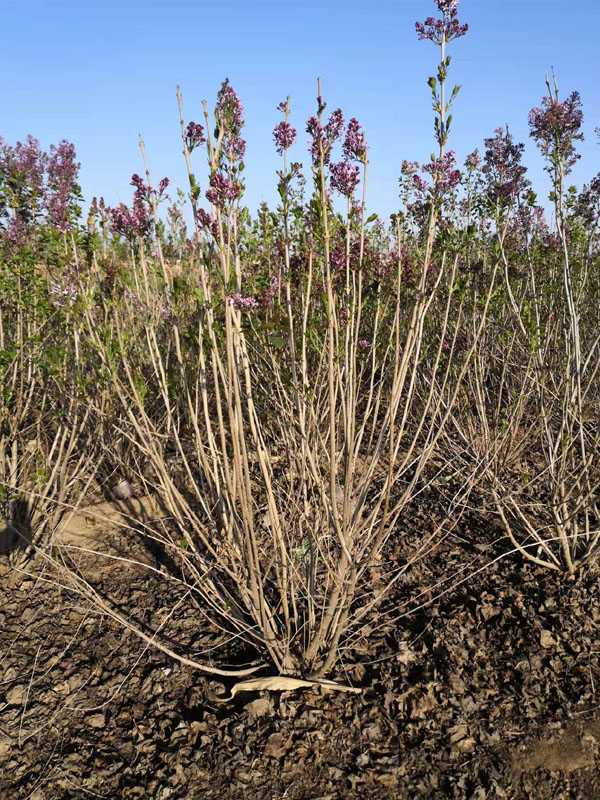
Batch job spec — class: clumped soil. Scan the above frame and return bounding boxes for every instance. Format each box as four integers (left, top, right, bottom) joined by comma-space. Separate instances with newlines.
1, 522, 600, 799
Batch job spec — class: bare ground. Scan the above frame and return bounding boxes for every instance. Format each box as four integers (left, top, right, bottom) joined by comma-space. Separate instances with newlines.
1, 503, 600, 799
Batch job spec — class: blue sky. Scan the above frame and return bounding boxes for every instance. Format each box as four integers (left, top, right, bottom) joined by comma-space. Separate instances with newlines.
1, 0, 598, 222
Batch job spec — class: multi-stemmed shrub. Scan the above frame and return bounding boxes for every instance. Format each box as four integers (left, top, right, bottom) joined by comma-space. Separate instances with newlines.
1, 0, 599, 681
461, 80, 600, 573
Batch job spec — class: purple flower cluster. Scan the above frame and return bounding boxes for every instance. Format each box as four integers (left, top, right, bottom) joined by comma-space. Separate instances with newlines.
195, 207, 219, 238
46, 140, 80, 232
228, 293, 259, 310
131, 173, 169, 201
205, 172, 241, 208
415, 0, 468, 43
515, 204, 548, 239
325, 109, 345, 142
109, 171, 169, 240
464, 149, 481, 171
258, 275, 279, 309
4, 135, 46, 200
216, 80, 244, 130
575, 173, 600, 225
0, 136, 82, 244
330, 247, 346, 276
482, 127, 529, 205
273, 120, 297, 155
215, 79, 246, 164
401, 160, 420, 177
330, 160, 360, 197
157, 177, 170, 197
185, 121, 206, 152
421, 151, 462, 195
110, 201, 151, 240
412, 174, 430, 195
343, 118, 368, 163
0, 135, 46, 243
358, 339, 370, 350
306, 108, 345, 165
528, 91, 584, 175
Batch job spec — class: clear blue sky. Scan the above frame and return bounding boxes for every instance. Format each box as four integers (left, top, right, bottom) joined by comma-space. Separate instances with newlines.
1, 0, 598, 221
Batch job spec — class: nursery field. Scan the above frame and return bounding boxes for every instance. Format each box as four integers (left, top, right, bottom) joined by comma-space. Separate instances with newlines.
1, 0, 600, 796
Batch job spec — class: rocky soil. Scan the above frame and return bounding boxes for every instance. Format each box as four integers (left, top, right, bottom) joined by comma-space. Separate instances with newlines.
1, 511, 599, 799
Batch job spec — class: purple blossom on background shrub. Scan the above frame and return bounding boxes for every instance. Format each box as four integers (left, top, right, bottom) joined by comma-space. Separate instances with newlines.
1, 135, 47, 201
185, 122, 206, 152
109, 171, 169, 239
157, 177, 170, 197
258, 275, 279, 309
343, 118, 368, 163
412, 174, 429, 196
130, 173, 169, 201
110, 174, 153, 239
3, 218, 24, 247
324, 109, 345, 144
528, 91, 584, 175
228, 293, 259, 310
437, 0, 459, 11
415, 0, 468, 43
195, 208, 213, 229
330, 160, 360, 197
46, 140, 80, 232
422, 151, 462, 195
401, 160, 420, 177
358, 339, 370, 349
575, 173, 600, 225
216, 80, 244, 132
306, 116, 327, 164
130, 173, 149, 193
464, 149, 481, 170
482, 127, 529, 205
306, 108, 345, 165
289, 162, 303, 179
0, 135, 47, 243
215, 79, 246, 164
330, 247, 346, 276
273, 121, 297, 155
514, 204, 548, 239
110, 201, 151, 239
195, 207, 220, 238
205, 173, 241, 208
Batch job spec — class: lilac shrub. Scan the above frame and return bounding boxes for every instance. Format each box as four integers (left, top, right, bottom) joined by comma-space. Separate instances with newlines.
481, 126, 530, 210
528, 89, 584, 176
0, 135, 80, 251
7, 0, 600, 682
46, 140, 81, 233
